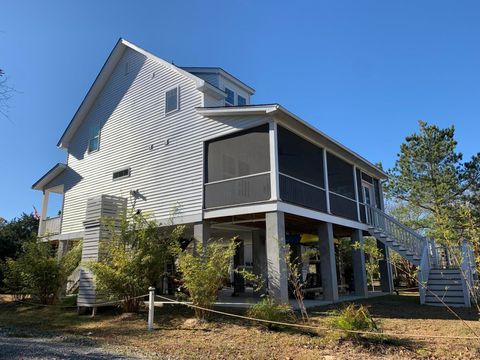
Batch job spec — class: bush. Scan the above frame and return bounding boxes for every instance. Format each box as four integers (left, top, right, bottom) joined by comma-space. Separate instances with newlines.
328, 304, 379, 339
247, 297, 296, 329
176, 239, 237, 319
85, 211, 184, 312
2, 241, 82, 304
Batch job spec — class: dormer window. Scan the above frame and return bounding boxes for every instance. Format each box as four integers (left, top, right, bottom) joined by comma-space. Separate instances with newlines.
88, 123, 100, 153
237, 95, 246, 106
225, 88, 234, 106
165, 86, 179, 114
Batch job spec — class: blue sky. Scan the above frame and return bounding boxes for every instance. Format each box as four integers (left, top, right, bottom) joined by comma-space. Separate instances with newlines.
1, 1, 480, 220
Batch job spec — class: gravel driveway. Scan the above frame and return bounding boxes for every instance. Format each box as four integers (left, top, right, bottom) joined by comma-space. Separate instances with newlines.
0, 328, 137, 360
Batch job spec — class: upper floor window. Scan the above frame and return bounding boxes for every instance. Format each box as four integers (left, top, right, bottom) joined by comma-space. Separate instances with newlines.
225, 88, 234, 106
165, 86, 179, 114
88, 123, 100, 153
237, 95, 246, 106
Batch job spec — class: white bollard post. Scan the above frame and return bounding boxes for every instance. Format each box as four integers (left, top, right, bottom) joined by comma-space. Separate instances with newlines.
148, 286, 155, 331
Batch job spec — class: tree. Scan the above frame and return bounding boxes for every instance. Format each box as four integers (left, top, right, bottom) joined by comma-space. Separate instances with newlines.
385, 120, 480, 246
0, 213, 39, 287
176, 239, 237, 319
0, 69, 14, 119
85, 211, 184, 312
2, 241, 82, 304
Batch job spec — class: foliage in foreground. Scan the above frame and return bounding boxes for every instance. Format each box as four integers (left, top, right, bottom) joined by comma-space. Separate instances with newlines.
328, 304, 379, 339
0, 213, 39, 287
176, 238, 237, 319
2, 241, 81, 304
247, 297, 296, 329
85, 211, 184, 312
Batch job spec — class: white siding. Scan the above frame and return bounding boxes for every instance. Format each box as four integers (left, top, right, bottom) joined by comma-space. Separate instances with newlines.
61, 48, 267, 234
219, 76, 251, 105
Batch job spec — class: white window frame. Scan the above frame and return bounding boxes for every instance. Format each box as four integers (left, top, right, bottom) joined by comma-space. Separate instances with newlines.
112, 167, 131, 181
165, 85, 180, 115
88, 123, 101, 153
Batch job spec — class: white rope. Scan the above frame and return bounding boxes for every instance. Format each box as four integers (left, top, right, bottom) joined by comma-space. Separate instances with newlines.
154, 294, 480, 341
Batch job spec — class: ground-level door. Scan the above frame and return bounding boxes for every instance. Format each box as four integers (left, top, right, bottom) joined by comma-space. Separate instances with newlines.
362, 181, 376, 222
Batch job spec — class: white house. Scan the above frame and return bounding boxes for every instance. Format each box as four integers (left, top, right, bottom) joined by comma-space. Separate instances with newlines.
32, 39, 476, 308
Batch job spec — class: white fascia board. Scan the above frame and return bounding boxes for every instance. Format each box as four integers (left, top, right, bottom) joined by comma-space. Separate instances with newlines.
32, 163, 67, 191
196, 105, 277, 117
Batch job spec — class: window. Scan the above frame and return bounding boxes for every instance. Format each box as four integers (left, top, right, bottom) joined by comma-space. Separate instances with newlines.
237, 95, 246, 106
225, 88, 234, 106
88, 123, 100, 153
113, 168, 130, 180
165, 86, 179, 114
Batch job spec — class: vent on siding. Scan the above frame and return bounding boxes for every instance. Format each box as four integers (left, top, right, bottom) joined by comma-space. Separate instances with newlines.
113, 168, 130, 181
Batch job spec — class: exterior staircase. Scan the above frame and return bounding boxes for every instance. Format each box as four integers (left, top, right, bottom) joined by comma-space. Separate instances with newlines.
66, 266, 81, 295
364, 205, 477, 308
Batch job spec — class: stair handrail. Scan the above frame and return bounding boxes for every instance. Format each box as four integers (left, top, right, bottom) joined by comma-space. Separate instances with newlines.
66, 265, 82, 294
365, 204, 429, 258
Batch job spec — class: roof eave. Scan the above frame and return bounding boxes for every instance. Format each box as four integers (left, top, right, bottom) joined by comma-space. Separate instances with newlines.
32, 163, 67, 191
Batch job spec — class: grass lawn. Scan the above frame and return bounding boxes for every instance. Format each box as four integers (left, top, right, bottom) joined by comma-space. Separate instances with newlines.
0, 292, 479, 359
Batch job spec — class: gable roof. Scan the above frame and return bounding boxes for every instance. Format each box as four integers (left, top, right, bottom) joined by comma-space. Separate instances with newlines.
57, 39, 225, 149
196, 104, 388, 179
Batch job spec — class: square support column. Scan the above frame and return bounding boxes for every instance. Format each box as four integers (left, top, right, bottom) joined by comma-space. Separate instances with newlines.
351, 229, 368, 297
38, 190, 50, 236
193, 221, 211, 253
377, 240, 394, 293
57, 240, 71, 261
318, 222, 339, 302
265, 211, 288, 303
252, 230, 267, 296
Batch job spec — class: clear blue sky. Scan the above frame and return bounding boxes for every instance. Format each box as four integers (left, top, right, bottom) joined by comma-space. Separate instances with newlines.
1, 1, 480, 220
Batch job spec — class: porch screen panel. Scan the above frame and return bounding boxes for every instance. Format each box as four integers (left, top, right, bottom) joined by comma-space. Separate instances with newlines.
327, 153, 357, 220
206, 124, 270, 183
277, 126, 324, 187
205, 124, 270, 208
374, 179, 382, 209
356, 169, 366, 223
277, 126, 327, 211
279, 175, 327, 212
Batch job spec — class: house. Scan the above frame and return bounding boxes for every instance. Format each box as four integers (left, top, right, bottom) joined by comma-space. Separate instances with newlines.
32, 39, 476, 308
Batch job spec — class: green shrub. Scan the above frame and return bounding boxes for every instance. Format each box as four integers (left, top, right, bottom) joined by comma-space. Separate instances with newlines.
176, 239, 237, 319
2, 241, 82, 304
85, 211, 184, 312
247, 297, 296, 329
328, 304, 379, 339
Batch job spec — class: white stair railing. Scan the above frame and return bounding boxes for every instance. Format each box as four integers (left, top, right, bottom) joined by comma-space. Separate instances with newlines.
66, 266, 82, 294
365, 204, 428, 259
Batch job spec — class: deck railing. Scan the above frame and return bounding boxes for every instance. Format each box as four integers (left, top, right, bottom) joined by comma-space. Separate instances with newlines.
40, 216, 61, 236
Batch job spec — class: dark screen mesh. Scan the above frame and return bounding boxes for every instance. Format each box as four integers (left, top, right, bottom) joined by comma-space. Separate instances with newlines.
204, 173, 271, 208
329, 193, 358, 221
327, 153, 355, 200
206, 124, 270, 182
361, 172, 373, 184
374, 179, 382, 209
279, 175, 327, 212
278, 126, 324, 188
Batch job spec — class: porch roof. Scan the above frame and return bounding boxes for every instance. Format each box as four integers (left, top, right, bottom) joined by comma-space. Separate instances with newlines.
196, 104, 388, 180
32, 163, 67, 191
